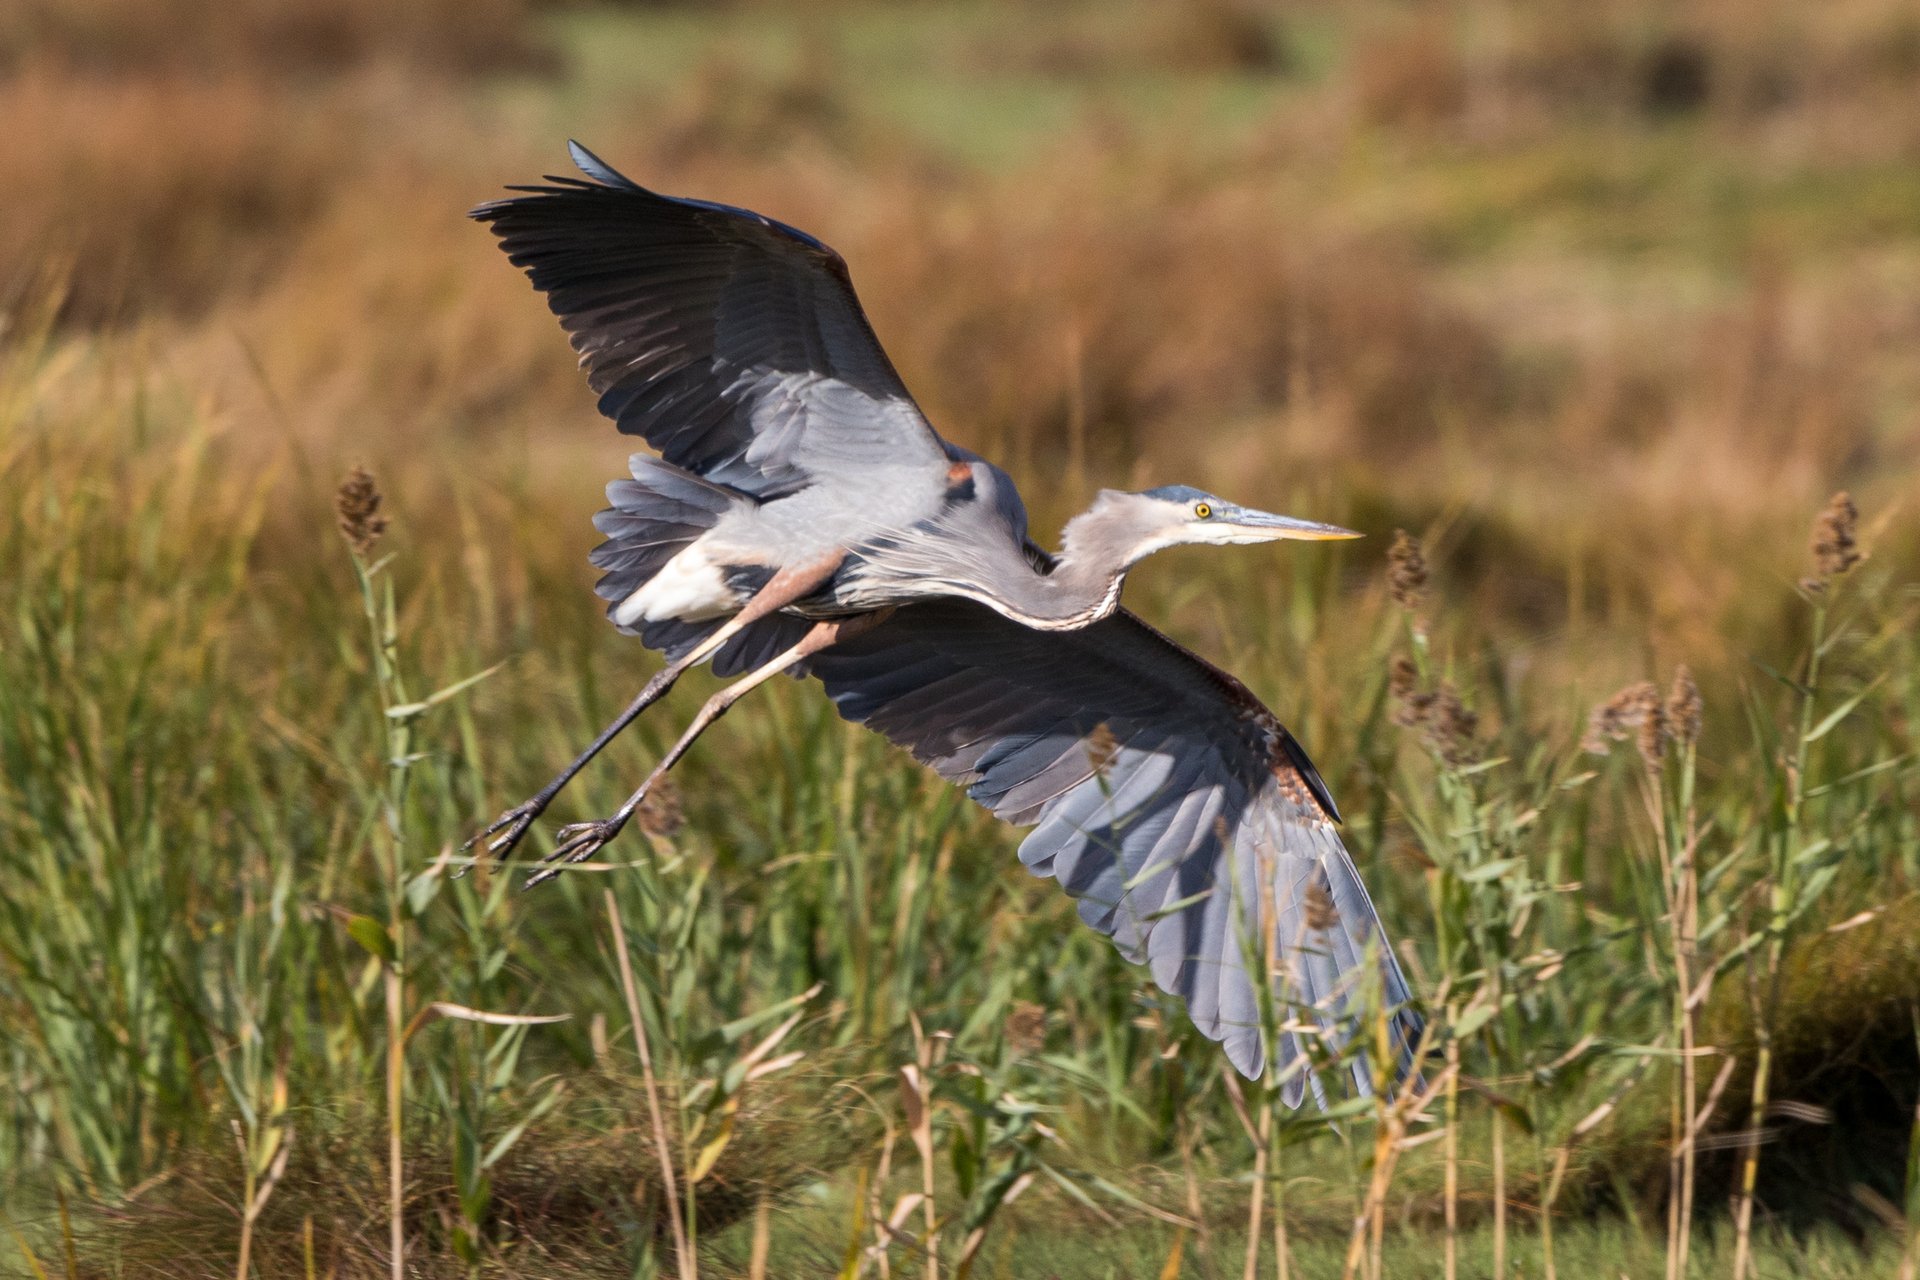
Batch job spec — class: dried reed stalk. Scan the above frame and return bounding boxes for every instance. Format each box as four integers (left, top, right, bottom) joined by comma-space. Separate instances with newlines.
606, 889, 694, 1280
1734, 495, 1863, 1278
1444, 1034, 1460, 1280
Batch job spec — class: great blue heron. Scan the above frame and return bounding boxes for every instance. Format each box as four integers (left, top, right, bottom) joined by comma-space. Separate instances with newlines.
470, 144, 1419, 1092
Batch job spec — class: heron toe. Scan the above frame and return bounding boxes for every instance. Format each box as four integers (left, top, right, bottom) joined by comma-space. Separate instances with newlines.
522, 816, 629, 889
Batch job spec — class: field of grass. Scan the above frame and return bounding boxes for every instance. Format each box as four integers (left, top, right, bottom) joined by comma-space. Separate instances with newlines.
2, 0, 1919, 1276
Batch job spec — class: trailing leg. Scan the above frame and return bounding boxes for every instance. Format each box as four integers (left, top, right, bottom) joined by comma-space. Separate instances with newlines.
469, 554, 844, 861
523, 613, 885, 888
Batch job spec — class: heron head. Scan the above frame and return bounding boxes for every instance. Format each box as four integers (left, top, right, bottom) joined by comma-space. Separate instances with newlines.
1122, 485, 1360, 554
1047, 485, 1360, 623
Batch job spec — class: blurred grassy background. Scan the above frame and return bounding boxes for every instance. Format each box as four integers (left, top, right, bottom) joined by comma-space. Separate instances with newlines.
1, 0, 1917, 1275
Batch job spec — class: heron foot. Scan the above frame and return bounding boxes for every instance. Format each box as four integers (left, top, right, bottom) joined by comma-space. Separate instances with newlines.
522, 815, 631, 890
463, 799, 548, 865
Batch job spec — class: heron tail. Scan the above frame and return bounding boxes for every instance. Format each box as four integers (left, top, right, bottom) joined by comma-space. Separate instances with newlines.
590, 456, 810, 675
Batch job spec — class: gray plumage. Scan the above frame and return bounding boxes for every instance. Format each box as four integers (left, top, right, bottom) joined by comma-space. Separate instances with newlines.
810, 599, 1418, 1093
470, 143, 1422, 1095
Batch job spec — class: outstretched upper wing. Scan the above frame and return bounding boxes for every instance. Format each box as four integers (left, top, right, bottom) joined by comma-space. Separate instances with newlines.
807, 600, 1421, 1097
472, 142, 950, 497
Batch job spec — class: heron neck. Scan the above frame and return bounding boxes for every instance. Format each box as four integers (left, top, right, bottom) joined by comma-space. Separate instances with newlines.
970, 500, 1161, 630
872, 493, 1142, 630
988, 548, 1130, 631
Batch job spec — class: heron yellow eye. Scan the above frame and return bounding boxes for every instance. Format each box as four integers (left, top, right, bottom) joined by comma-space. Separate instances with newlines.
1194, 502, 1212, 519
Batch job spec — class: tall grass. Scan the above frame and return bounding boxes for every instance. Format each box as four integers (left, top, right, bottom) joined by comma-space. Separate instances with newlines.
2, 310, 1912, 1272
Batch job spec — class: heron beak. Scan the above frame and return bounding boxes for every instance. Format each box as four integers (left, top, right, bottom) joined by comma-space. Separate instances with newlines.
1214, 506, 1362, 543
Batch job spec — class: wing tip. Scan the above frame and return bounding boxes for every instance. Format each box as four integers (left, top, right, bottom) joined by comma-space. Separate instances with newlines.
467, 142, 646, 222
567, 139, 643, 191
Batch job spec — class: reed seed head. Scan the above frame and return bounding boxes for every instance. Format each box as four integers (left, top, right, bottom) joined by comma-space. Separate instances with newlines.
1305, 877, 1340, 933
1636, 705, 1667, 767
1388, 655, 1428, 728
1803, 490, 1861, 591
1583, 680, 1667, 767
1085, 722, 1120, 777
637, 776, 684, 840
1388, 654, 1477, 765
1387, 529, 1428, 611
334, 465, 388, 556
1430, 686, 1480, 767
1666, 665, 1703, 748
1005, 1001, 1048, 1054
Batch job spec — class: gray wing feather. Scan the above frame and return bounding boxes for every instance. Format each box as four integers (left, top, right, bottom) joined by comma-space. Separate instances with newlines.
808, 600, 1421, 1097
473, 143, 949, 497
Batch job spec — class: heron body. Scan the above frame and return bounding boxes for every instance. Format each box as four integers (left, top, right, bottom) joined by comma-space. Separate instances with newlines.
471, 144, 1421, 1094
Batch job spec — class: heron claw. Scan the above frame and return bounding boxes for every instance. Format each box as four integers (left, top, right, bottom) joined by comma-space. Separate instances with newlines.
463, 800, 545, 866
522, 816, 629, 890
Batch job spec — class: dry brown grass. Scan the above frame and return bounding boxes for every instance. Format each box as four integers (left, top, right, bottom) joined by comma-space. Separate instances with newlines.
0, 0, 551, 78
27, 135, 1904, 684
648, 44, 863, 166
2, 0, 1914, 665
848, 169, 1502, 475
1349, 16, 1470, 130
1479, 0, 1920, 134
1007, 0, 1291, 79
0, 72, 364, 325
78, 1072, 864, 1279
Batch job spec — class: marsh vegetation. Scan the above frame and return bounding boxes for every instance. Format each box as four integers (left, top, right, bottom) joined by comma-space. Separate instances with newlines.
2, 0, 1917, 1274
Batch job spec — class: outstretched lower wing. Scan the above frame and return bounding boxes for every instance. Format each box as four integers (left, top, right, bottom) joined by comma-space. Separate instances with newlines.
807, 600, 1421, 1099
472, 142, 950, 498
